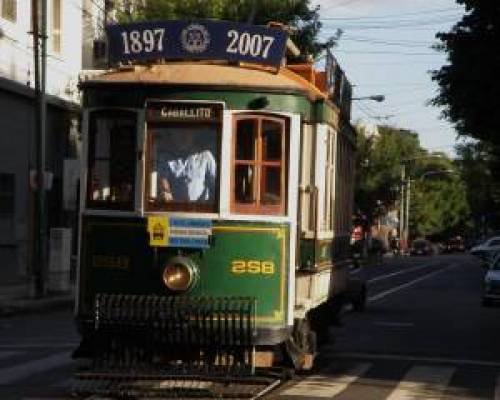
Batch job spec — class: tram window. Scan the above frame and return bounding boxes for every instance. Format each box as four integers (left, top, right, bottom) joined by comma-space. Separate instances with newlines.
146, 124, 218, 212
233, 116, 287, 215
87, 111, 136, 210
235, 165, 255, 203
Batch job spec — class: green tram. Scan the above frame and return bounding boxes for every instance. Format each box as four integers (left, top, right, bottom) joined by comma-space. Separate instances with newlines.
74, 20, 361, 378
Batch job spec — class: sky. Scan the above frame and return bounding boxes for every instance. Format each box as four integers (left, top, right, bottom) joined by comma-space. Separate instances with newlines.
312, 0, 465, 156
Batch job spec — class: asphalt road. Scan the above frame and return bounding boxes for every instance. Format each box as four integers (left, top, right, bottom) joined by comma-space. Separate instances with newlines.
273, 254, 500, 399
0, 253, 497, 399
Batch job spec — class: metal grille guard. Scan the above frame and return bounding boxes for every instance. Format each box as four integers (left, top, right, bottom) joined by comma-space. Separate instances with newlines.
88, 294, 257, 375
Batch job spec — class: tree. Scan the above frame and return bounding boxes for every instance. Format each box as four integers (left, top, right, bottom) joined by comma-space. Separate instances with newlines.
354, 124, 421, 223
431, 1, 500, 144
410, 161, 469, 239
455, 141, 499, 235
355, 124, 469, 239
114, 0, 338, 60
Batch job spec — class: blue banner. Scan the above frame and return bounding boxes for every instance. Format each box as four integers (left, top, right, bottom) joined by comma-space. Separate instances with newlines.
169, 217, 212, 229
106, 20, 288, 68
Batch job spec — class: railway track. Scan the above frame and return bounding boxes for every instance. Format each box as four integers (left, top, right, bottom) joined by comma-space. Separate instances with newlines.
72, 370, 286, 399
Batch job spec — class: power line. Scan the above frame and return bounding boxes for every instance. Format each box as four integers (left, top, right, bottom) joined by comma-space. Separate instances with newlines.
320, 0, 365, 14
333, 49, 437, 56
339, 37, 432, 48
342, 34, 435, 45
321, 11, 462, 23
321, 17, 460, 30
320, 6, 461, 20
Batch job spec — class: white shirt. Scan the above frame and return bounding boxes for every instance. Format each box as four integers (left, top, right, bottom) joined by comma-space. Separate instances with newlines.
158, 150, 216, 202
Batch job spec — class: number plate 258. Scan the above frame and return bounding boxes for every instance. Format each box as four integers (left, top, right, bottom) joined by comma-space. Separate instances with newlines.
231, 260, 275, 275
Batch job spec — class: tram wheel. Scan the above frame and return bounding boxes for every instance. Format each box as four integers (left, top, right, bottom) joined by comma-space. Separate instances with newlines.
284, 318, 317, 371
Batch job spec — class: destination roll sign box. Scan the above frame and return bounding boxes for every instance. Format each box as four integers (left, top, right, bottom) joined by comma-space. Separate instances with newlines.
106, 20, 288, 68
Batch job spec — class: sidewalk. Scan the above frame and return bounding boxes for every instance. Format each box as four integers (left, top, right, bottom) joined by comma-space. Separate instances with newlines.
0, 285, 74, 317
0, 246, 75, 317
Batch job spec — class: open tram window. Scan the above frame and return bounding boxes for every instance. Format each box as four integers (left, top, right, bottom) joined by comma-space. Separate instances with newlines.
146, 123, 219, 213
232, 115, 287, 215
86, 110, 136, 210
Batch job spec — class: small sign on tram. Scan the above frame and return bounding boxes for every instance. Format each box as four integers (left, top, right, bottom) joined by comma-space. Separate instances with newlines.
147, 216, 169, 247
147, 216, 212, 248
106, 20, 288, 68
146, 102, 223, 123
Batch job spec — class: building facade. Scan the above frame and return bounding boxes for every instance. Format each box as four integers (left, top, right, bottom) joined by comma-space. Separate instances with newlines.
0, 0, 94, 286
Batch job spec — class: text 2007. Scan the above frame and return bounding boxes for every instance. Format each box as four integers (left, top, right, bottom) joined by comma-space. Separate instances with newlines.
226, 30, 275, 59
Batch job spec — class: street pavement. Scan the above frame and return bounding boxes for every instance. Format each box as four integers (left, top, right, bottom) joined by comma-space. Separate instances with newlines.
0, 253, 498, 399
273, 254, 500, 399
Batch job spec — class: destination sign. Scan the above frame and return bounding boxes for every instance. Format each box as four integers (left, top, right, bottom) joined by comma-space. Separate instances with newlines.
106, 20, 288, 68
146, 102, 223, 123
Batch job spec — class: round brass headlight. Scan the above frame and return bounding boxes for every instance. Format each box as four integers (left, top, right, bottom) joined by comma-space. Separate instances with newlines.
162, 257, 198, 292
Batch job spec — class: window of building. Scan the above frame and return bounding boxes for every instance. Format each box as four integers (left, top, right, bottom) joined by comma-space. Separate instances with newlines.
51, 0, 61, 53
1, 0, 17, 22
0, 173, 15, 215
232, 115, 287, 215
146, 124, 219, 213
86, 110, 137, 210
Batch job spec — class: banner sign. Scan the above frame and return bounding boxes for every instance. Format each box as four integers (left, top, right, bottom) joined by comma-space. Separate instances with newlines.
106, 20, 288, 68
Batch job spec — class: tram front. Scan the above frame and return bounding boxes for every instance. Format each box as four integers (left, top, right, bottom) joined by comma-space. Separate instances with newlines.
74, 21, 306, 387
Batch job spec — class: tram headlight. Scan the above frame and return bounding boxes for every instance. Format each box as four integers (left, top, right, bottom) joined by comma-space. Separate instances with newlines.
162, 256, 198, 292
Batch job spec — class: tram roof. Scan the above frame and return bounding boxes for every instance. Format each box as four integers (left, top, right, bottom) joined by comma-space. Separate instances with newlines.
80, 62, 329, 102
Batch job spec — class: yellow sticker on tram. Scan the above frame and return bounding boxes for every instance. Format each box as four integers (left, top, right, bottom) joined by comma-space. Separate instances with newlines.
147, 216, 169, 247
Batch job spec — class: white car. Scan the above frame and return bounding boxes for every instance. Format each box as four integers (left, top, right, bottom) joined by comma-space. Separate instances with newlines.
483, 253, 500, 306
471, 236, 500, 259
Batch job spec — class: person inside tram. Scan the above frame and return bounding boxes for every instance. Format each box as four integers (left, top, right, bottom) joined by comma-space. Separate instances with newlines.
156, 127, 216, 203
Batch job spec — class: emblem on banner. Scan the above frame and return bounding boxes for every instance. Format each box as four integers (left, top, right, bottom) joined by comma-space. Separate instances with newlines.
181, 23, 211, 53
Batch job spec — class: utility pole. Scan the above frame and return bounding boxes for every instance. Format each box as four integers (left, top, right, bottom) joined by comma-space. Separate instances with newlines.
399, 164, 405, 253
31, 0, 47, 297
405, 178, 411, 248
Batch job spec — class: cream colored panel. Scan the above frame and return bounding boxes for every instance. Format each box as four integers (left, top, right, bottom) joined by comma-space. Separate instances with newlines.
314, 124, 328, 235
299, 124, 314, 235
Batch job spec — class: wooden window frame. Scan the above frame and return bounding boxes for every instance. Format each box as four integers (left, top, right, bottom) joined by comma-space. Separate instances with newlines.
231, 114, 288, 215
86, 109, 137, 211
51, 0, 61, 53
144, 121, 221, 214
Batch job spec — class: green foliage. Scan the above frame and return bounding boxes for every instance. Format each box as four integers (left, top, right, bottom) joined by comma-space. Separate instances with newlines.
355, 124, 421, 220
455, 141, 499, 233
431, 1, 500, 144
410, 171, 469, 239
115, 0, 336, 59
355, 124, 470, 238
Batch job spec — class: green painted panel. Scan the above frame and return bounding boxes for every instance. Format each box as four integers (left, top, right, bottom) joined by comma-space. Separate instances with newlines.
84, 87, 314, 121
79, 216, 288, 326
192, 222, 288, 324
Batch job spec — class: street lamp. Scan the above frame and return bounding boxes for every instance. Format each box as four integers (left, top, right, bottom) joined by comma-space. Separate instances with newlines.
352, 95, 385, 102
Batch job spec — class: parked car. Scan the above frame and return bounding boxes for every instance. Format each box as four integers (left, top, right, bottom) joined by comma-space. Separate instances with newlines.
410, 239, 434, 256
470, 236, 500, 260
482, 253, 500, 306
445, 236, 465, 253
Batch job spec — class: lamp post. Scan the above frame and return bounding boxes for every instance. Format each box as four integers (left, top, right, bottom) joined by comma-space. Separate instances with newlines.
352, 95, 385, 102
